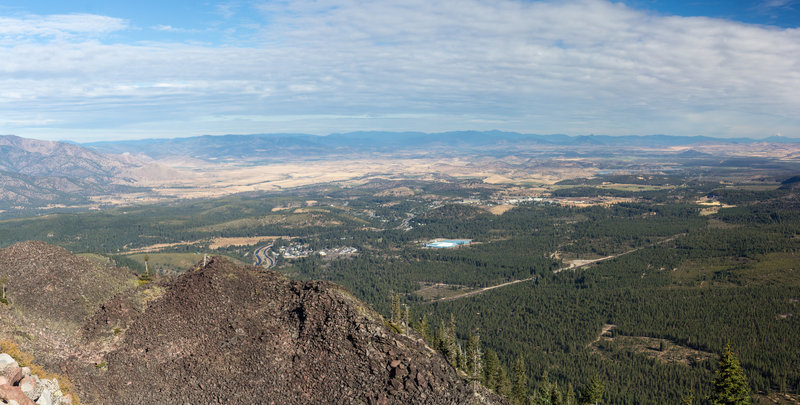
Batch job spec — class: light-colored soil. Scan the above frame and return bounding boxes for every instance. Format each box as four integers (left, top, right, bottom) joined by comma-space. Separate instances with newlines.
208, 236, 285, 249
757, 393, 800, 404
123, 236, 288, 253
414, 282, 473, 301
89, 156, 606, 207
486, 205, 514, 215
124, 242, 197, 254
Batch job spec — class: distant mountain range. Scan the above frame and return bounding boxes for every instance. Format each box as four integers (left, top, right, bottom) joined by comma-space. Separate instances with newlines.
0, 135, 145, 211
84, 131, 800, 162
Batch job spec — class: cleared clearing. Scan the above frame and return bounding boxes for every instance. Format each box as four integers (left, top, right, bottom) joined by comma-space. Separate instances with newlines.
591, 324, 715, 366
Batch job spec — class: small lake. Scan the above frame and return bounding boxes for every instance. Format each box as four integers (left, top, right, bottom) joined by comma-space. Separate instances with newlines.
425, 239, 471, 248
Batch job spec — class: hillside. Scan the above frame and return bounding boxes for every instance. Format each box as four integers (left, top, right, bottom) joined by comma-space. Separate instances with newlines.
0, 241, 137, 327
0, 243, 499, 404
0, 136, 150, 212
0, 135, 135, 181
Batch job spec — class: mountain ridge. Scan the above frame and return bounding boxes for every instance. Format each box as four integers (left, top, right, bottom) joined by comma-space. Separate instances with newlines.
82, 131, 800, 161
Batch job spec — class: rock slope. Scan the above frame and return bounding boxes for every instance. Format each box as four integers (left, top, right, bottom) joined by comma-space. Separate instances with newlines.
84, 257, 497, 404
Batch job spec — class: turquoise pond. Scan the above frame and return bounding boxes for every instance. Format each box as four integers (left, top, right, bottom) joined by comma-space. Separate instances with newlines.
424, 239, 471, 248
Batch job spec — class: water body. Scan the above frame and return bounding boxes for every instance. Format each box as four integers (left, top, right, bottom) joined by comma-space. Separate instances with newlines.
425, 239, 471, 248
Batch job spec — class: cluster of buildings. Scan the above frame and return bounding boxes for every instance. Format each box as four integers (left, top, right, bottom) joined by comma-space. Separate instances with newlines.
278, 243, 358, 259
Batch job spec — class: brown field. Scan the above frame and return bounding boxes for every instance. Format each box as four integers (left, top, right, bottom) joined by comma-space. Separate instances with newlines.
92, 156, 602, 206
123, 236, 287, 253
486, 204, 514, 215
208, 236, 285, 249
124, 242, 197, 254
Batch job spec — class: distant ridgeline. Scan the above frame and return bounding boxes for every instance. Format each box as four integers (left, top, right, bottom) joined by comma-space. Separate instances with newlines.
82, 131, 800, 162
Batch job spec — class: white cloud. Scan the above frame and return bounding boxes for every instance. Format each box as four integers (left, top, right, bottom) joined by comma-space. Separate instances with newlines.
1, 0, 799, 140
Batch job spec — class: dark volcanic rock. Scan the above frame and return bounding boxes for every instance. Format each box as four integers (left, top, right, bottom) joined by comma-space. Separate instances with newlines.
89, 257, 498, 404
0, 241, 137, 325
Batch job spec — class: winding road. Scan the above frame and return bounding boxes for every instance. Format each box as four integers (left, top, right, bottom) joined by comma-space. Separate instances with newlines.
254, 243, 275, 268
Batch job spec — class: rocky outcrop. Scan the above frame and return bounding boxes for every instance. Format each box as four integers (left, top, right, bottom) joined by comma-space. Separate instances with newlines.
82, 257, 501, 404
0, 242, 503, 404
0, 241, 137, 326
0, 353, 71, 405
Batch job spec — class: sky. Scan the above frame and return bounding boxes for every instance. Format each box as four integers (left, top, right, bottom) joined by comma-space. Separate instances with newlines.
0, 0, 798, 142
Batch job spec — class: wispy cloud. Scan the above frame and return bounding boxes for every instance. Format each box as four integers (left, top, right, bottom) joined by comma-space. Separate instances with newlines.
759, 0, 795, 9
0, 13, 127, 39
1, 0, 799, 141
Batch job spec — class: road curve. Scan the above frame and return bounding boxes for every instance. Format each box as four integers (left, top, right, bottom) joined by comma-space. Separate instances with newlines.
254, 243, 275, 268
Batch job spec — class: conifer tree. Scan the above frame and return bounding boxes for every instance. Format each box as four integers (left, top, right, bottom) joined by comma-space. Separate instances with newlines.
550, 381, 563, 405
416, 314, 431, 342
580, 375, 604, 405
457, 342, 467, 371
511, 355, 528, 405
564, 382, 578, 405
484, 349, 502, 392
709, 343, 751, 405
465, 333, 482, 381
535, 372, 552, 405
498, 365, 512, 398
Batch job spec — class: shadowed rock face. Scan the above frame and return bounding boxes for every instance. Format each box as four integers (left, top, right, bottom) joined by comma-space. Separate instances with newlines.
84, 258, 499, 404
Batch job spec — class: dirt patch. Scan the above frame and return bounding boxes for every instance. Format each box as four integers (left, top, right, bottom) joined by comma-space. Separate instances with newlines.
375, 187, 416, 197
486, 205, 514, 215
415, 282, 473, 301
124, 241, 198, 254
209, 236, 285, 249
566, 257, 611, 268
591, 324, 714, 366
756, 392, 800, 404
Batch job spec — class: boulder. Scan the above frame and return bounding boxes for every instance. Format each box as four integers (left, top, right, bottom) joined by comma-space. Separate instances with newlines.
20, 375, 43, 401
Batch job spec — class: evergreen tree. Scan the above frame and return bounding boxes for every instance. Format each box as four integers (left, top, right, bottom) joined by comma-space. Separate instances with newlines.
580, 375, 604, 405
709, 343, 751, 405
435, 319, 448, 352
511, 355, 528, 405
564, 383, 578, 405
465, 333, 482, 380
498, 365, 512, 398
437, 315, 458, 368
484, 349, 502, 392
457, 341, 467, 371
415, 314, 431, 343
550, 381, 564, 405
535, 372, 552, 405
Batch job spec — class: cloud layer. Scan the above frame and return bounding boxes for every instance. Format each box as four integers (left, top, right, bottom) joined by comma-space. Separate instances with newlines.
1, 0, 799, 140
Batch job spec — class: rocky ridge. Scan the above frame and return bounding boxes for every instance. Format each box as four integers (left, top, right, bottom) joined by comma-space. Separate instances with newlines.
84, 257, 498, 404
0, 242, 503, 404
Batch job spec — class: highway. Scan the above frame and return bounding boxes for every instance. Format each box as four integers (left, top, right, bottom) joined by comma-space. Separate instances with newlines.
253, 243, 275, 268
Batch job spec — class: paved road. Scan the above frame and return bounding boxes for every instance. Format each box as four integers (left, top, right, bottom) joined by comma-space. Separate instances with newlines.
428, 233, 685, 303
254, 243, 275, 268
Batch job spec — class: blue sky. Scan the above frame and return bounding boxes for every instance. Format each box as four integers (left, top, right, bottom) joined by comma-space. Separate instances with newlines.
0, 0, 799, 141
